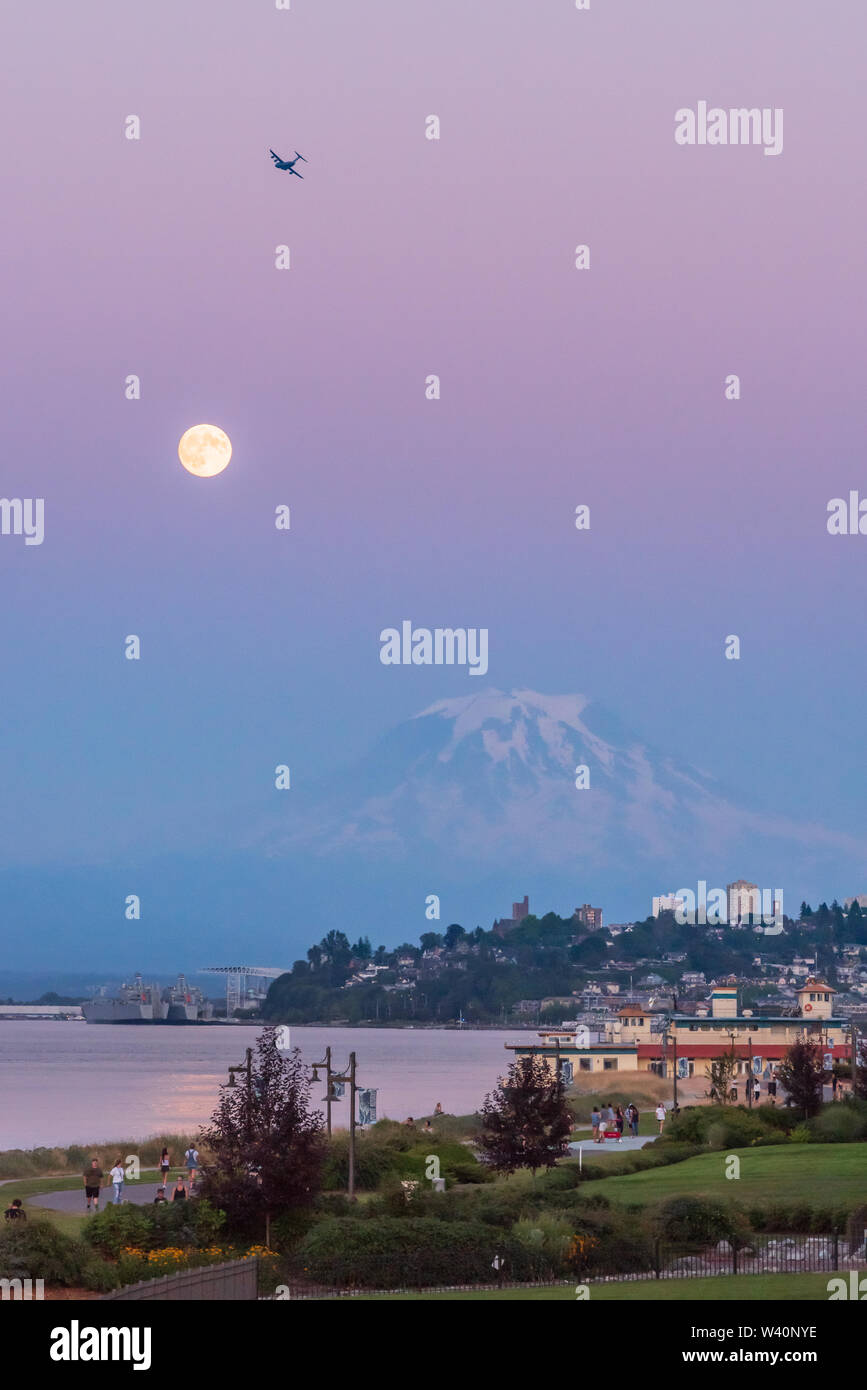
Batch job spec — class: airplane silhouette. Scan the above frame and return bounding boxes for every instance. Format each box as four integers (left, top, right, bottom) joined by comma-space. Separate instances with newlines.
269, 149, 308, 177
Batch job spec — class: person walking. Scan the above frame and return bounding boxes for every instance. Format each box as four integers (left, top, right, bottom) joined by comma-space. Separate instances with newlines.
172, 1177, 188, 1202
184, 1144, 199, 1189
109, 1157, 125, 1205
614, 1105, 625, 1143
630, 1104, 640, 1138
159, 1147, 171, 1184
590, 1105, 601, 1142
655, 1102, 666, 1133
83, 1158, 103, 1212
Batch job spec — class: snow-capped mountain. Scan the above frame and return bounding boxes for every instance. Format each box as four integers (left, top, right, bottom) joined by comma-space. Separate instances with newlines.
249, 690, 859, 921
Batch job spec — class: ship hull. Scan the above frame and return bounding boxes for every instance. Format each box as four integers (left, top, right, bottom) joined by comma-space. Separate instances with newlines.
83, 976, 213, 1024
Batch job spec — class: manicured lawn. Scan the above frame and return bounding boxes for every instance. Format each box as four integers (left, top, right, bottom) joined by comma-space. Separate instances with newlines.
347, 1271, 854, 1301
579, 1144, 866, 1206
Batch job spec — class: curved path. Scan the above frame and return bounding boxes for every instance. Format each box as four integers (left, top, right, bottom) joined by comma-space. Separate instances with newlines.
29, 1182, 197, 1213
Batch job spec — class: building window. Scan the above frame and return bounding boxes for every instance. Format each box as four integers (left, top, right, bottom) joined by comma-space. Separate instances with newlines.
603, 1059, 618, 1071
579, 1058, 592, 1071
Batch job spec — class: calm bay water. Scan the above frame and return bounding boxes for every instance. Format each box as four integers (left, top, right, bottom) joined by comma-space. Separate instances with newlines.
0, 1022, 532, 1148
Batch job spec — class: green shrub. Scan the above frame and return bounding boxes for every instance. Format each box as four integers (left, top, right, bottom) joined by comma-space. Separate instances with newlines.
808, 1101, 867, 1144
85, 1201, 206, 1257
292, 1216, 532, 1287
753, 1105, 795, 1132
512, 1211, 574, 1275
655, 1196, 738, 1246
705, 1111, 765, 1150
746, 1201, 850, 1233
0, 1219, 94, 1286
187, 1197, 225, 1246
82, 1259, 120, 1292
657, 1108, 708, 1145
321, 1132, 401, 1191
661, 1105, 796, 1149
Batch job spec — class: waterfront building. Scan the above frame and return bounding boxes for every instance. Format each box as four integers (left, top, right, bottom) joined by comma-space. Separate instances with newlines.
505, 979, 851, 1079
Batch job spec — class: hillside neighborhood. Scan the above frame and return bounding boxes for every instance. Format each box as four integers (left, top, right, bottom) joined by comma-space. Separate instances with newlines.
262, 888, 867, 1028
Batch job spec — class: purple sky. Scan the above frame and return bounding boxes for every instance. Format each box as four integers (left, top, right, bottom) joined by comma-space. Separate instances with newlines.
2, 1, 866, 963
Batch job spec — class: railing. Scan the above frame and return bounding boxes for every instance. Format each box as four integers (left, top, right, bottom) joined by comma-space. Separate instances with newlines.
102, 1257, 258, 1301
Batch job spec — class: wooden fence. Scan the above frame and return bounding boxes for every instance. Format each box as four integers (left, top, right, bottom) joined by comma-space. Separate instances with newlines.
102, 1257, 258, 1301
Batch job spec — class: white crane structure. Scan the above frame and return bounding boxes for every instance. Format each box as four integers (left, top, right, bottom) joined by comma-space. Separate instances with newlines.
201, 965, 289, 1017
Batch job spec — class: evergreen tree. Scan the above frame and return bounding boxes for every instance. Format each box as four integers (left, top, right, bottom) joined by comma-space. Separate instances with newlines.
476, 1056, 573, 1176
776, 1039, 825, 1117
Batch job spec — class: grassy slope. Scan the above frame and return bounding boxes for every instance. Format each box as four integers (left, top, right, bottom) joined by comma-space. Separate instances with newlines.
579, 1143, 867, 1206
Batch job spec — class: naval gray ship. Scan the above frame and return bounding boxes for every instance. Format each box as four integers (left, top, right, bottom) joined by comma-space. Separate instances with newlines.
83, 973, 214, 1024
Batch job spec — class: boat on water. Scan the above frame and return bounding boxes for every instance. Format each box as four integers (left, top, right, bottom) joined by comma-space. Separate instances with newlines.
83, 973, 215, 1024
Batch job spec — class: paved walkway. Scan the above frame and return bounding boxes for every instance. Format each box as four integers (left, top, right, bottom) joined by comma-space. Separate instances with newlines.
29, 1182, 198, 1213
570, 1135, 650, 1154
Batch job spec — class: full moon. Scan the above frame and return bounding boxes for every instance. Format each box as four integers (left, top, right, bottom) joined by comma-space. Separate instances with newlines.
178, 424, 232, 478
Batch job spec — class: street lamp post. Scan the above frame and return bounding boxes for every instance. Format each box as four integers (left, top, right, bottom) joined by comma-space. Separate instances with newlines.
314, 1050, 362, 1200
331, 1052, 358, 1200
672, 1028, 679, 1112
747, 1035, 753, 1108
227, 1048, 253, 1138
311, 1047, 334, 1136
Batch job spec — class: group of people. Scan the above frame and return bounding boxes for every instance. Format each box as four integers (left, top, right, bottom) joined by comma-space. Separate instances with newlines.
589, 1102, 641, 1142
403, 1103, 445, 1132
81, 1145, 200, 1211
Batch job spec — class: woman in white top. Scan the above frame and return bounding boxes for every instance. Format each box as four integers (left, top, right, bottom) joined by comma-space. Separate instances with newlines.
655, 1103, 666, 1133
110, 1158, 125, 1204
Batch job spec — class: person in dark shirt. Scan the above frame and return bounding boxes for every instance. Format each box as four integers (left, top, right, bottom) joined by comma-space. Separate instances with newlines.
83, 1158, 104, 1211
4, 1199, 26, 1221
154, 1187, 168, 1205
172, 1178, 187, 1202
